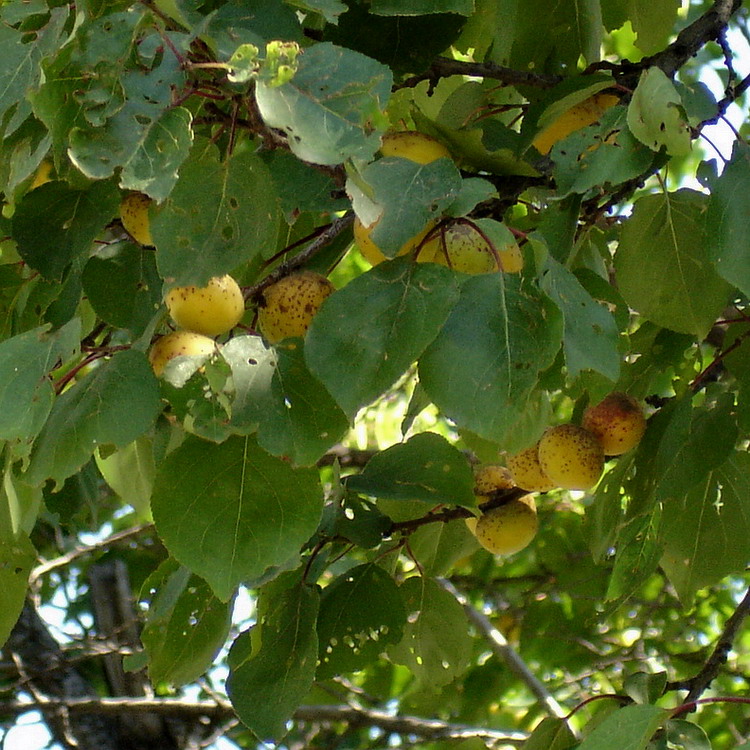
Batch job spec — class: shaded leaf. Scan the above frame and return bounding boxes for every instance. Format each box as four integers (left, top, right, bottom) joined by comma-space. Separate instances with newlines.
151, 435, 323, 601
306, 259, 461, 417
0, 534, 36, 650
576, 704, 667, 750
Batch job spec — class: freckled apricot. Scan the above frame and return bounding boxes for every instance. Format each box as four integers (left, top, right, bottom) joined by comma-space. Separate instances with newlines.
506, 443, 555, 493
582, 392, 646, 456
537, 424, 604, 491
165, 275, 244, 337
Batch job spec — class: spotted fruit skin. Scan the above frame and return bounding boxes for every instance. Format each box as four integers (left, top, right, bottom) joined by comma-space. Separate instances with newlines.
120, 192, 154, 246
419, 222, 498, 275
537, 424, 604, 491
257, 271, 335, 344
380, 131, 451, 164
353, 216, 434, 266
532, 92, 620, 155
506, 443, 555, 492
474, 465, 515, 495
473, 496, 538, 555
148, 330, 217, 377
582, 392, 646, 456
165, 275, 244, 337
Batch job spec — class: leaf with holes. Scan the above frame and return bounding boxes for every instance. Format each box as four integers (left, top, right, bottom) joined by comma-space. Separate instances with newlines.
140, 559, 234, 687
386, 576, 471, 690
153, 142, 280, 286
316, 563, 405, 679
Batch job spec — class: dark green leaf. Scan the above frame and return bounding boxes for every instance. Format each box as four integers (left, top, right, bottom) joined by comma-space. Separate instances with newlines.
576, 705, 667, 750
345, 432, 475, 506
306, 259, 461, 417
522, 716, 576, 750
624, 671, 668, 705
0, 534, 36, 649
227, 573, 319, 741
26, 349, 162, 489
614, 190, 732, 338
152, 435, 323, 601
371, 0, 473, 14
316, 563, 405, 678
140, 559, 234, 687
664, 719, 711, 750
153, 143, 280, 286
419, 274, 562, 444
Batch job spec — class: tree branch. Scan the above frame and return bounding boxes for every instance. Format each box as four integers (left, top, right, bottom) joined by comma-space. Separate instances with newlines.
436, 578, 572, 729
666, 584, 750, 701
0, 697, 529, 747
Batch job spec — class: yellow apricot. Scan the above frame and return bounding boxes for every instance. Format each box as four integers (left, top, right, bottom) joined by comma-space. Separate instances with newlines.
474, 465, 515, 496
353, 216, 434, 266
120, 192, 154, 246
257, 270, 335, 344
380, 131, 452, 164
165, 275, 245, 337
537, 424, 604, 491
582, 392, 646, 456
506, 443, 555, 492
148, 330, 217, 377
473, 496, 538, 555
532, 92, 620, 155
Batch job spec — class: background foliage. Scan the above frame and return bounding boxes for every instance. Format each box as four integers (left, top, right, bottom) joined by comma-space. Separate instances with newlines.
1, 0, 750, 748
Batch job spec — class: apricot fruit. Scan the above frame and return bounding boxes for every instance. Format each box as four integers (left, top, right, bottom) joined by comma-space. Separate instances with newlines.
473, 465, 515, 497
473, 496, 538, 555
148, 330, 217, 377
353, 216, 434, 266
537, 424, 604, 491
532, 92, 620, 155
506, 443, 555, 492
257, 270, 335, 344
30, 160, 53, 189
165, 275, 245, 337
120, 192, 154, 246
582, 392, 646, 456
380, 130, 451, 164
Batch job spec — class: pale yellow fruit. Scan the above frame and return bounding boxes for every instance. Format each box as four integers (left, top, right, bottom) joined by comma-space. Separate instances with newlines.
380, 131, 451, 164
582, 392, 646, 456
532, 92, 620, 155
474, 465, 515, 496
537, 424, 604, 491
30, 160, 53, 189
506, 443, 555, 492
165, 275, 244, 337
464, 514, 478, 535
473, 496, 538, 555
353, 216, 434, 267
120, 192, 154, 246
148, 330, 217, 377
419, 222, 497, 275
257, 270, 335, 344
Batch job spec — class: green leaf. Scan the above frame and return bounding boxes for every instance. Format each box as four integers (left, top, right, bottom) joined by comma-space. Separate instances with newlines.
627, 67, 691, 156
153, 143, 280, 286
26, 349, 162, 489
706, 140, 750, 296
332, 494, 392, 548
227, 573, 319, 741
140, 559, 234, 687
540, 256, 620, 380
614, 190, 732, 339
82, 242, 163, 336
0, 534, 36, 650
0, 454, 43, 540
306, 259, 461, 417
576, 704, 667, 750
370, 0, 473, 14
222, 336, 349, 466
316, 563, 405, 679
551, 106, 655, 198
522, 716, 576, 750
12, 180, 121, 281
151, 435, 323, 601
624, 671, 668, 705
660, 452, 750, 606
627, 0, 681, 55
345, 432, 475, 506
353, 157, 462, 256
407, 517, 478, 576
607, 510, 662, 602
255, 42, 392, 165
664, 720, 711, 750
418, 274, 562, 444
0, 321, 79, 442
387, 576, 472, 690
285, 0, 346, 24
95, 438, 155, 516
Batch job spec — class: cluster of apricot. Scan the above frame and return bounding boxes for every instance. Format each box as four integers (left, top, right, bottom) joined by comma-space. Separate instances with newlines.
353, 131, 523, 274
118, 192, 335, 372
465, 393, 647, 556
